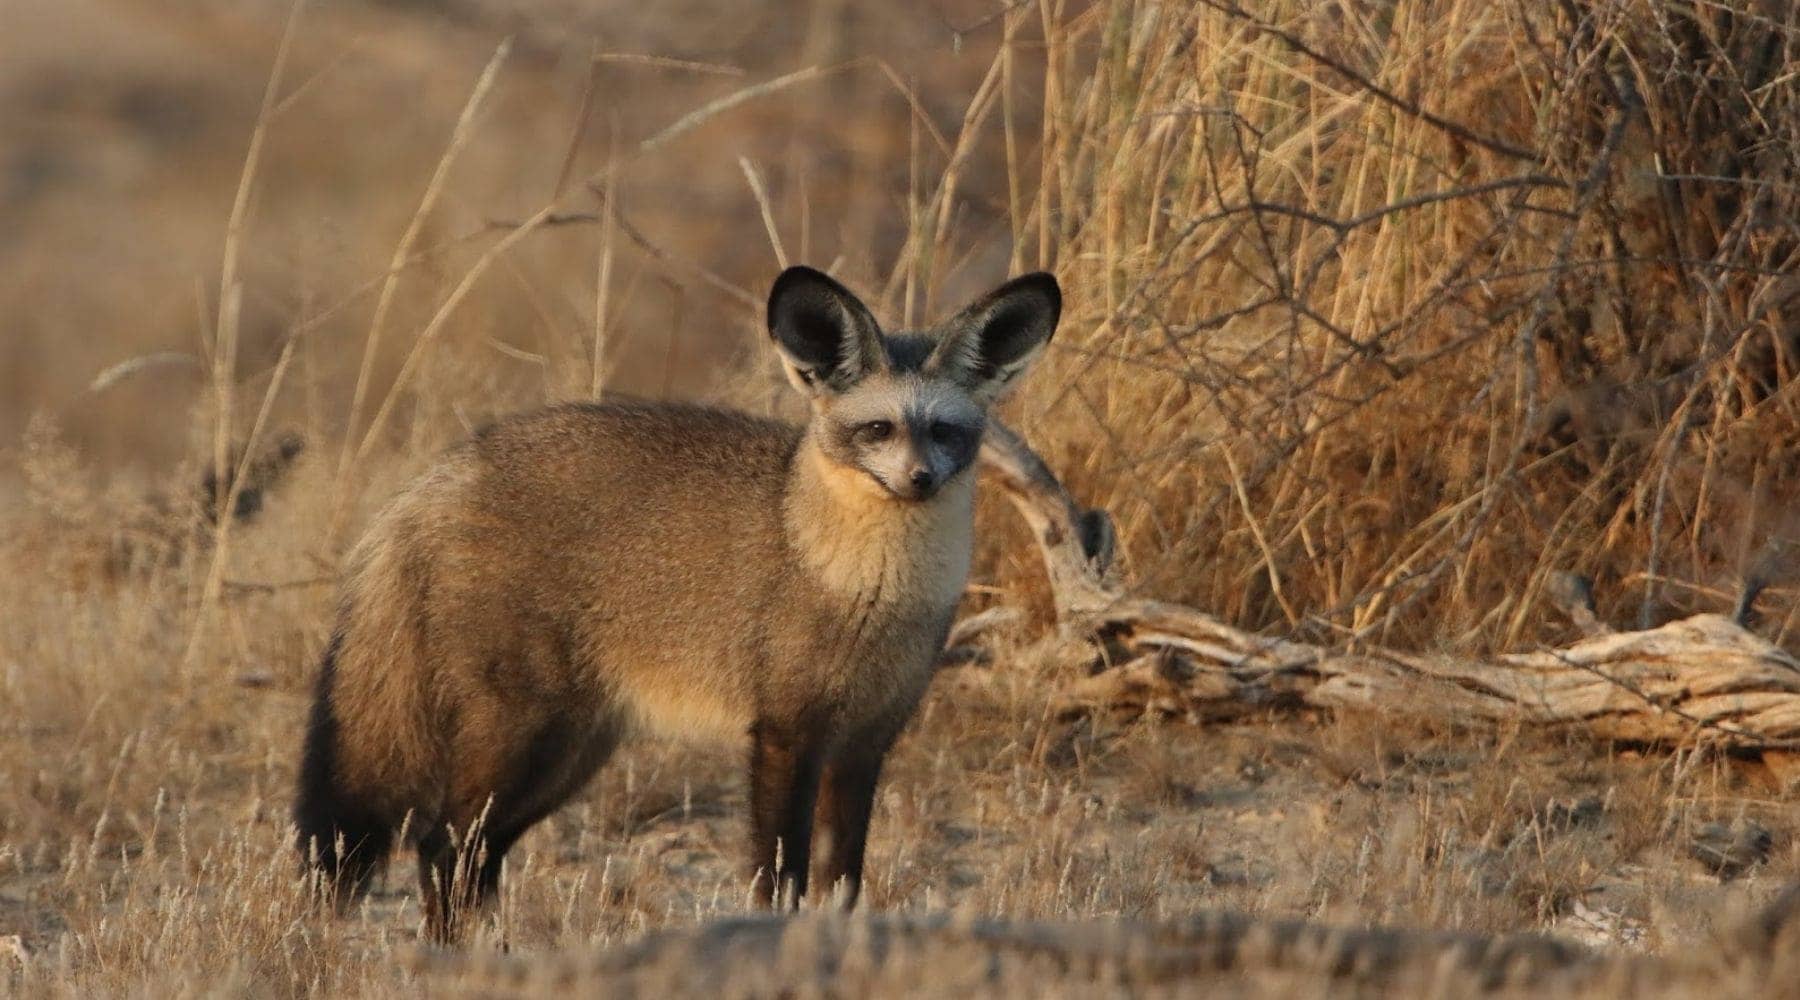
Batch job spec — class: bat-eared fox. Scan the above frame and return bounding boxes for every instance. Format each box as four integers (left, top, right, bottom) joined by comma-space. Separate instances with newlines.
295, 266, 1060, 939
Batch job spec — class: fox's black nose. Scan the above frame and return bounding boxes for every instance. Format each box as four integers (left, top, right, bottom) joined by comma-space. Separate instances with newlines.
909, 469, 935, 493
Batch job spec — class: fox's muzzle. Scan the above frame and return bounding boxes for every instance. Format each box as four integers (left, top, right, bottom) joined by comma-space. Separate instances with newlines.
878, 466, 941, 502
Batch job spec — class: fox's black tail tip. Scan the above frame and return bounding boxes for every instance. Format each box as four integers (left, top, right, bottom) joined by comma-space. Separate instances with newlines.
294, 632, 391, 901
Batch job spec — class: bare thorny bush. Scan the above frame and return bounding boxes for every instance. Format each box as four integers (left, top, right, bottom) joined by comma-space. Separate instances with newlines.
1008, 0, 1800, 654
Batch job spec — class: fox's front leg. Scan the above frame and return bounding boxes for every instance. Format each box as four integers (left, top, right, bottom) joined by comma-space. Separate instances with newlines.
811, 736, 891, 909
747, 720, 824, 908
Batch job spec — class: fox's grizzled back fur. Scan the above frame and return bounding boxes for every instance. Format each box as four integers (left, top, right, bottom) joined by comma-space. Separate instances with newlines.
296, 267, 1060, 934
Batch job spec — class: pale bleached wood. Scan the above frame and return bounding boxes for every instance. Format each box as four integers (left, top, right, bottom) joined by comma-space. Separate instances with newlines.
973, 422, 1800, 751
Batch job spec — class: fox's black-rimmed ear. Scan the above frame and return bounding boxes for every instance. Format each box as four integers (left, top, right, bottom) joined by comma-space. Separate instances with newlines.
767, 266, 888, 397
927, 272, 1060, 405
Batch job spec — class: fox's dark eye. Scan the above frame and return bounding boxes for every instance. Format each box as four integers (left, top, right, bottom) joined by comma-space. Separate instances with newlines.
928, 421, 960, 444
859, 420, 894, 442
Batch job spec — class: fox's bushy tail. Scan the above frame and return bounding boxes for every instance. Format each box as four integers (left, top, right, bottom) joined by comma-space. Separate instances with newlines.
294, 632, 392, 900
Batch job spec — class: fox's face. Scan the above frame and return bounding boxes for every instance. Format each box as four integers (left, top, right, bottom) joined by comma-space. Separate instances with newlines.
768, 267, 1061, 502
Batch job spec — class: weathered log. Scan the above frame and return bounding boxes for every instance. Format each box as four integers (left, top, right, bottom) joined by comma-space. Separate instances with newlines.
411, 886, 1800, 997
973, 424, 1800, 752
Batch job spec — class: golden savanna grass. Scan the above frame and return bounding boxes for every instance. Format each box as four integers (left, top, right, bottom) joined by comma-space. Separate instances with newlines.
4, 0, 1800, 995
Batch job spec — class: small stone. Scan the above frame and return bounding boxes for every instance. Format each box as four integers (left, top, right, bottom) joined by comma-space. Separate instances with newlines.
1543, 795, 1604, 831
1689, 818, 1773, 880
1204, 853, 1270, 888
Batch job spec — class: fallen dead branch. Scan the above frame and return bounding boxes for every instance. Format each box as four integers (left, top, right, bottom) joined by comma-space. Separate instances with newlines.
962, 423, 1800, 755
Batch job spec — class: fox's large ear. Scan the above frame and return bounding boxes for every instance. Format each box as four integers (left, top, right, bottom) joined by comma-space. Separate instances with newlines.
767, 266, 888, 397
927, 272, 1060, 405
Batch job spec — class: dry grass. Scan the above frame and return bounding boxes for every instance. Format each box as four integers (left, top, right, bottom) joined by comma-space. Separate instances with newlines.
1005, 0, 1800, 653
4, 0, 1800, 995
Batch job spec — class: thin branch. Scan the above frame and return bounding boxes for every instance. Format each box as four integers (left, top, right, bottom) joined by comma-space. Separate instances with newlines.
1195, 0, 1544, 164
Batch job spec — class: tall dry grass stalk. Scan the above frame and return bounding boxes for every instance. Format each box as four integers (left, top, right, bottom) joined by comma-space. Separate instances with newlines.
184, 0, 308, 674
328, 38, 513, 540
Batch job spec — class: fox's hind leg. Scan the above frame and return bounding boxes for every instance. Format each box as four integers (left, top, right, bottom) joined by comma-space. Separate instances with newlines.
414, 824, 472, 944
412, 706, 518, 944
417, 706, 623, 942
471, 721, 621, 906
414, 804, 504, 942
415, 818, 509, 944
